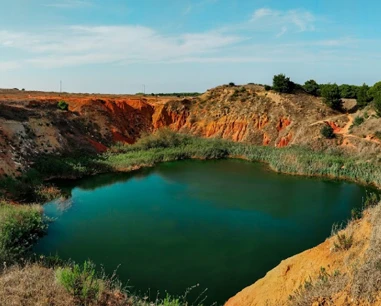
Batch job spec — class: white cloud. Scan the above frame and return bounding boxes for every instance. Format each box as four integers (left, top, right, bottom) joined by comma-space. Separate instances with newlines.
45, 0, 93, 9
251, 8, 316, 33
276, 26, 288, 38
0, 26, 244, 68
0, 7, 371, 70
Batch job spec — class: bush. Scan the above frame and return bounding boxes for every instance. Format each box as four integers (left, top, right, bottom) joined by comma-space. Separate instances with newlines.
264, 85, 272, 91
320, 84, 342, 110
57, 100, 69, 111
353, 116, 364, 126
321, 125, 335, 139
356, 84, 372, 108
303, 80, 320, 96
272, 74, 294, 93
228, 82, 235, 86
55, 261, 101, 305
0, 202, 47, 263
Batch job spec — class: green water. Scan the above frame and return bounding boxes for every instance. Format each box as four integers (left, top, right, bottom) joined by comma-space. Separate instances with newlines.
35, 159, 369, 304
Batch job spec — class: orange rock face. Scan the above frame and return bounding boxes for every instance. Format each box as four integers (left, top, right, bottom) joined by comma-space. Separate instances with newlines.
276, 117, 291, 132
277, 132, 292, 148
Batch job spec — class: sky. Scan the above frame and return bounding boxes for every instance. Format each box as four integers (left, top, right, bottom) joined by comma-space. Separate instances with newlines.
0, 0, 380, 94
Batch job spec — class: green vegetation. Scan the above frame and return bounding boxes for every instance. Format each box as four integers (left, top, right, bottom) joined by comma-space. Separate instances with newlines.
0, 201, 47, 263
356, 83, 372, 108
57, 100, 69, 111
320, 84, 342, 110
228, 82, 236, 86
55, 261, 101, 305
353, 116, 364, 126
333, 233, 353, 251
370, 81, 381, 116
264, 85, 272, 91
339, 84, 358, 99
303, 80, 320, 96
320, 125, 335, 139
272, 74, 294, 93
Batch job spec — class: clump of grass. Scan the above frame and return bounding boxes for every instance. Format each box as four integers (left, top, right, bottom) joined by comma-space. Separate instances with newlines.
288, 267, 348, 306
55, 261, 102, 305
353, 116, 364, 126
363, 192, 379, 208
333, 233, 354, 251
34, 184, 62, 202
0, 201, 48, 263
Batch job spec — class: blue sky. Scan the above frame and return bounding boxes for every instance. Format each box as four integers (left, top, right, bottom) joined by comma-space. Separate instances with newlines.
0, 0, 380, 93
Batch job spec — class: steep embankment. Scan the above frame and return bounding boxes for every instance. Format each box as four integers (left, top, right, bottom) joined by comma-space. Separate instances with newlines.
226, 203, 381, 306
2, 84, 380, 177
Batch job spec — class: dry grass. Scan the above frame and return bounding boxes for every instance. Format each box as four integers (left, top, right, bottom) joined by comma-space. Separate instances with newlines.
0, 263, 133, 306
0, 263, 74, 306
289, 271, 349, 306
351, 204, 381, 302
289, 202, 381, 305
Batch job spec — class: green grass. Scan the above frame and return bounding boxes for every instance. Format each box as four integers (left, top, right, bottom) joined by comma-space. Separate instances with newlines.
27, 129, 381, 189
0, 201, 48, 263
103, 129, 381, 188
55, 260, 101, 305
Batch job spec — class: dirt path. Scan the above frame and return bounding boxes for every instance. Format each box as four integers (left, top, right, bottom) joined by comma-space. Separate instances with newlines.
336, 114, 353, 135
309, 114, 347, 127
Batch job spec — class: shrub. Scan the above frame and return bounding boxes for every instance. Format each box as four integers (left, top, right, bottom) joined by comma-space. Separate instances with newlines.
264, 85, 272, 91
369, 81, 381, 116
272, 74, 294, 93
320, 84, 342, 110
321, 125, 335, 139
373, 95, 381, 117
356, 84, 372, 108
34, 184, 62, 202
364, 192, 379, 208
351, 208, 362, 220
353, 116, 364, 126
303, 80, 320, 96
334, 233, 353, 251
0, 202, 47, 263
57, 100, 69, 111
228, 82, 236, 86
55, 261, 101, 305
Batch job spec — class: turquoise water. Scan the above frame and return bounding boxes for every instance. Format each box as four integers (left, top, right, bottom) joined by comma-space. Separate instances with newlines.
35, 159, 369, 304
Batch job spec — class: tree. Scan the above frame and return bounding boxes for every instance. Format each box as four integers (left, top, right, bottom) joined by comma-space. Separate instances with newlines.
272, 74, 294, 93
339, 84, 358, 99
321, 125, 335, 139
228, 82, 236, 86
320, 84, 342, 110
356, 83, 372, 108
303, 80, 320, 96
264, 85, 272, 91
369, 82, 381, 116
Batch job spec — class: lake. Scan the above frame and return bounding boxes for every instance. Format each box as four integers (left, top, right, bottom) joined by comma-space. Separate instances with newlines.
34, 159, 369, 304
